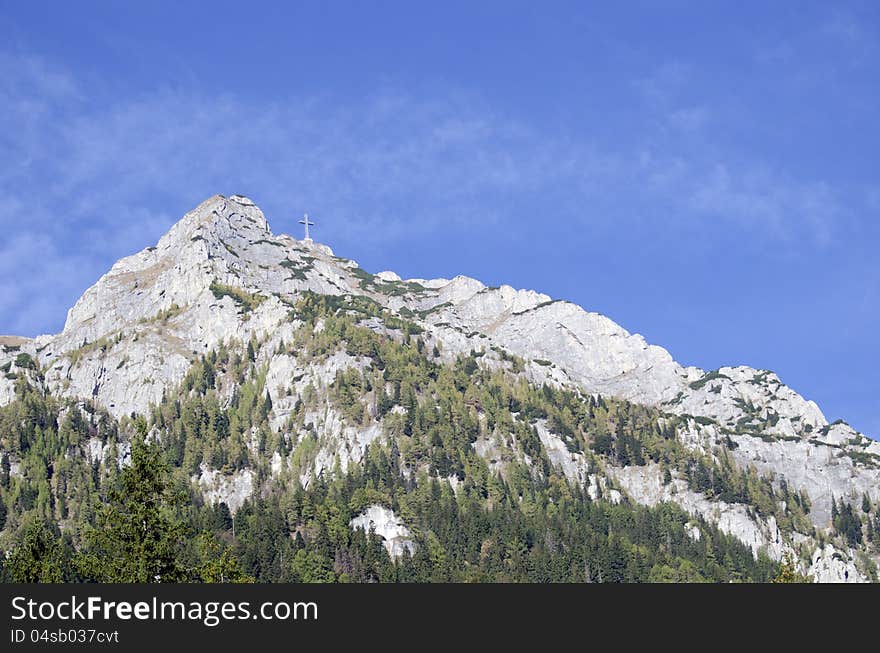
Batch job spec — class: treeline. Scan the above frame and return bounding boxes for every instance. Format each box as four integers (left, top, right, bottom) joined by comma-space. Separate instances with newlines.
0, 427, 779, 583
311, 305, 815, 539
1, 422, 250, 582
0, 292, 874, 582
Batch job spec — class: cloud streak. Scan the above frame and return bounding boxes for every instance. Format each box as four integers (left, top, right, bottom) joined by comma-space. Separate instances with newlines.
0, 49, 869, 336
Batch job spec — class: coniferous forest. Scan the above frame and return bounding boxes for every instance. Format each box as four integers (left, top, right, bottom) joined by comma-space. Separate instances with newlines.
4, 294, 867, 583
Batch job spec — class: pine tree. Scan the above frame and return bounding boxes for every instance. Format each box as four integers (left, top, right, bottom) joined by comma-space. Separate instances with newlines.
195, 533, 253, 583
0, 453, 10, 490
771, 552, 811, 583
3, 517, 69, 582
75, 420, 190, 582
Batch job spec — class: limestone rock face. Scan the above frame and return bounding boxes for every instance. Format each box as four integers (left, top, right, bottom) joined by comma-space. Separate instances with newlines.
809, 544, 865, 583
3, 194, 878, 581
727, 427, 879, 527
196, 466, 254, 513
0, 337, 38, 405
406, 281, 880, 527
21, 195, 364, 418
350, 505, 416, 558
611, 463, 787, 561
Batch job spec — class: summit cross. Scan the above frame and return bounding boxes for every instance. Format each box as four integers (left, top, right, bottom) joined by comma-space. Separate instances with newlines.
299, 213, 315, 242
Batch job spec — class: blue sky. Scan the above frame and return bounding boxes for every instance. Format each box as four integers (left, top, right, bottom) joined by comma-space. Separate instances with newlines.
1, 1, 878, 438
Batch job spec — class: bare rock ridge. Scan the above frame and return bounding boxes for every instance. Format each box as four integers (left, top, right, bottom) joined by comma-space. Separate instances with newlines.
1, 194, 877, 582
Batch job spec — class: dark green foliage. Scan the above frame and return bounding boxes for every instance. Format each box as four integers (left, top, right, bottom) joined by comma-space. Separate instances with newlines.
76, 420, 190, 582
349, 266, 375, 284
14, 352, 36, 370
280, 258, 310, 280
349, 266, 426, 297
209, 281, 266, 313
845, 449, 880, 468
832, 498, 863, 547
1, 415, 249, 583
235, 457, 778, 583
2, 517, 73, 582
292, 292, 382, 322
689, 370, 732, 391
0, 294, 795, 583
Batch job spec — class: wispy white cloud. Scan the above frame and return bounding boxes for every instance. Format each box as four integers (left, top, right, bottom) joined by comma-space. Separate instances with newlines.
632, 61, 712, 135
665, 105, 710, 133
679, 163, 840, 244
629, 58, 859, 242
751, 6, 879, 83
823, 8, 878, 61
633, 60, 692, 107
0, 232, 95, 336
0, 49, 868, 335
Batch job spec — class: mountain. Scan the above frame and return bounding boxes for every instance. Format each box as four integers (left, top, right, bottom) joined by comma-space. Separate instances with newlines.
1, 194, 878, 582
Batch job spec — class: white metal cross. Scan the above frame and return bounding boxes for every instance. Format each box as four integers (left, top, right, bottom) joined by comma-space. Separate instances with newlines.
299, 213, 315, 241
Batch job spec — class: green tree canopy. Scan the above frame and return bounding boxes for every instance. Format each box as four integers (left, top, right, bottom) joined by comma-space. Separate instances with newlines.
76, 419, 189, 582
3, 516, 70, 582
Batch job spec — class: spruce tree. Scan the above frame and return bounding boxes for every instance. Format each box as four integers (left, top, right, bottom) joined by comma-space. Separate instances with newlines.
3, 517, 69, 582
76, 419, 189, 582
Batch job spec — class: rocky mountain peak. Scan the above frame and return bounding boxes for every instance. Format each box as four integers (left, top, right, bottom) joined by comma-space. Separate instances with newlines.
2, 194, 879, 582
157, 194, 271, 249
58, 195, 280, 339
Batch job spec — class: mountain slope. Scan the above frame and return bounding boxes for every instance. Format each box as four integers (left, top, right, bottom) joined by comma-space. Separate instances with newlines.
1, 194, 878, 582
